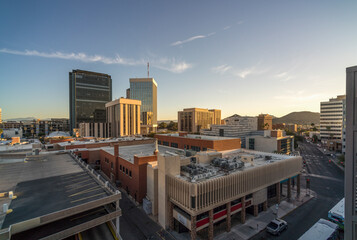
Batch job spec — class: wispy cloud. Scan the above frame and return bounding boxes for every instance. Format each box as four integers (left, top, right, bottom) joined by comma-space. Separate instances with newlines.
237, 20, 244, 25
234, 68, 255, 79
223, 26, 231, 30
233, 66, 269, 79
212, 63, 268, 79
171, 32, 216, 46
212, 64, 232, 74
0, 48, 192, 73
275, 71, 295, 82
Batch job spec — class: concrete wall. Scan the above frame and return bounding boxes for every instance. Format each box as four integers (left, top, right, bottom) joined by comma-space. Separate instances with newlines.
147, 162, 158, 215
158, 154, 181, 228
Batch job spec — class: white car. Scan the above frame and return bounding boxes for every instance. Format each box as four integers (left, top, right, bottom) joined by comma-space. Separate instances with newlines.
266, 218, 288, 235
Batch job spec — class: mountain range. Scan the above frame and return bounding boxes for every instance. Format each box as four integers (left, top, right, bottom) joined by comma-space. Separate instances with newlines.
273, 111, 320, 125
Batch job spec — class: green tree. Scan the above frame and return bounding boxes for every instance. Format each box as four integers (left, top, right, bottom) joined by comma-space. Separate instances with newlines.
167, 121, 178, 131
158, 122, 167, 129
312, 134, 318, 143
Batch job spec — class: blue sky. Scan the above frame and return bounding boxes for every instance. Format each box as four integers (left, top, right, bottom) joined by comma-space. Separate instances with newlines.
0, 0, 356, 120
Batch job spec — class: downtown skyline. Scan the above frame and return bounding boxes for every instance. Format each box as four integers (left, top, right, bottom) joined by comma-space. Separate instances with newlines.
0, 0, 356, 120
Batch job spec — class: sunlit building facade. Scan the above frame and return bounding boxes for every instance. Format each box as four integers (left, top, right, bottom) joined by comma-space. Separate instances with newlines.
69, 70, 112, 134
178, 108, 221, 133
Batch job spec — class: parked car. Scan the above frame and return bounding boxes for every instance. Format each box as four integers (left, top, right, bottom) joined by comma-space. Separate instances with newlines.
266, 218, 288, 235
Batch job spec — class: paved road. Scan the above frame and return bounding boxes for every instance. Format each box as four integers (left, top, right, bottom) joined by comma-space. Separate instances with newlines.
252, 140, 344, 240
119, 191, 175, 240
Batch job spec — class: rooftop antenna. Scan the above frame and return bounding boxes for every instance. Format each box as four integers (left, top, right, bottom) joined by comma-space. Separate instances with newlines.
147, 62, 149, 78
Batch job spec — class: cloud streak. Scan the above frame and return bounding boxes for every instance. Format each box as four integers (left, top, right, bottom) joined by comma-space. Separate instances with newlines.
212, 64, 232, 74
171, 32, 216, 46
0, 48, 192, 73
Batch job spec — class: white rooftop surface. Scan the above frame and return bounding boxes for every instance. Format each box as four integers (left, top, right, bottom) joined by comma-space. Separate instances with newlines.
177, 149, 299, 182
0, 143, 34, 152
329, 198, 344, 219
102, 143, 185, 163
55, 137, 151, 147
298, 219, 338, 240
158, 133, 239, 140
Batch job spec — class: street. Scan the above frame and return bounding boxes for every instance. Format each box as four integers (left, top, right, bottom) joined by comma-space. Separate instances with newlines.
252, 140, 344, 240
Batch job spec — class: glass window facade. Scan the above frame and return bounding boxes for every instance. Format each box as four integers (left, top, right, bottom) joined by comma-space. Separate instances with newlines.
69, 70, 112, 133
129, 78, 157, 125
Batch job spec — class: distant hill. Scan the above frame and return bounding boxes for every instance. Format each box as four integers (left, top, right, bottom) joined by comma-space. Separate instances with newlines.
273, 111, 320, 125
3, 117, 38, 122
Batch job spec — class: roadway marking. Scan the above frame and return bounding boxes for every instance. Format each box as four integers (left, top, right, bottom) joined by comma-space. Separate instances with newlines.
70, 192, 107, 203
107, 222, 119, 240
62, 175, 89, 183
69, 186, 102, 197
65, 178, 92, 188
304, 173, 343, 182
66, 182, 97, 192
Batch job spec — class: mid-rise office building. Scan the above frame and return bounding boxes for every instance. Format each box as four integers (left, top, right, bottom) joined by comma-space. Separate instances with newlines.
69, 70, 112, 133
106, 98, 141, 137
153, 148, 302, 239
129, 78, 157, 133
345, 65, 357, 239
178, 108, 221, 133
22, 119, 70, 137
246, 130, 294, 154
257, 114, 273, 130
200, 115, 258, 148
320, 95, 346, 143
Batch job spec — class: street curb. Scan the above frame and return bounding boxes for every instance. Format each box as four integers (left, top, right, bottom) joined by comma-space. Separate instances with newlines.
249, 193, 315, 239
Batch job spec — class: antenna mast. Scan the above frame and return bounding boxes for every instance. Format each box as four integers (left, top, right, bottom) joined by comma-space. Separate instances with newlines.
147, 62, 149, 78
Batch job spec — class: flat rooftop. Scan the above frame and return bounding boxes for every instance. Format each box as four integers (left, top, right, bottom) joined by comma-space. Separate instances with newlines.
178, 149, 298, 183
0, 153, 110, 229
55, 136, 151, 147
157, 133, 238, 141
102, 143, 186, 163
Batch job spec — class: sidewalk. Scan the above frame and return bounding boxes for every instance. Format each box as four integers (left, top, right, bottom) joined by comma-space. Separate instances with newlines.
213, 187, 314, 240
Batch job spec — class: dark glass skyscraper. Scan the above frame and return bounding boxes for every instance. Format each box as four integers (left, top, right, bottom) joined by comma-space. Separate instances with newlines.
69, 70, 112, 133
129, 78, 157, 130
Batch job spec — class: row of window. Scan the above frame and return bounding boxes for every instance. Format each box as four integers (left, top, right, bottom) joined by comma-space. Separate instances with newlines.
119, 165, 132, 177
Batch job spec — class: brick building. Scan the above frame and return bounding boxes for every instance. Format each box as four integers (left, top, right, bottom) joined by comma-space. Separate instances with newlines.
72, 141, 184, 203
155, 133, 241, 152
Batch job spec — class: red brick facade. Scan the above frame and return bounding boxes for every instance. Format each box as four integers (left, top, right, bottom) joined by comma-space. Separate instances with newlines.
74, 143, 157, 203
155, 134, 241, 151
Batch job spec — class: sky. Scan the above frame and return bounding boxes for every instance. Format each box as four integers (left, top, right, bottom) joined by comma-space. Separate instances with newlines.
0, 0, 356, 120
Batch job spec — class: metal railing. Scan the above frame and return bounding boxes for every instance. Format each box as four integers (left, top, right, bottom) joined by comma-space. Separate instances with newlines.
68, 150, 119, 195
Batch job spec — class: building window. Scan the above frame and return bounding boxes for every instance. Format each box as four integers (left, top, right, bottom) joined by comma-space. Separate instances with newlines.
111, 162, 114, 170
158, 140, 161, 145
246, 193, 253, 199
191, 146, 201, 152
129, 170, 132, 177
171, 142, 178, 148
163, 141, 169, 146
105, 157, 109, 163
123, 167, 125, 173
120, 165, 122, 171
126, 168, 128, 175
219, 129, 224, 136
249, 138, 255, 150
